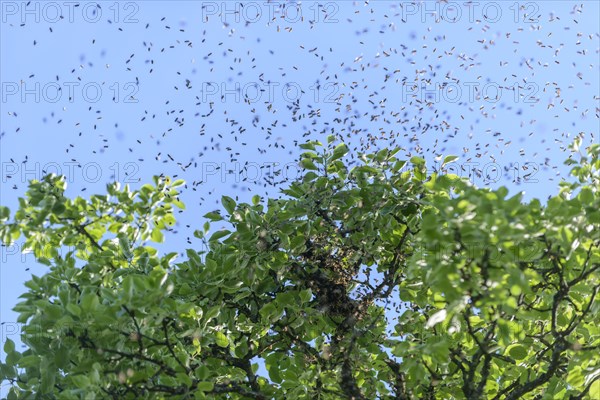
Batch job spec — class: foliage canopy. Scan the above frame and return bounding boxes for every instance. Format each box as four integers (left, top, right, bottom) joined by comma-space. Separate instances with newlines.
1, 138, 599, 399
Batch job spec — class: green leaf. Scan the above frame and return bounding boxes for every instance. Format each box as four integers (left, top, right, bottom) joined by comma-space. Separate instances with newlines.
197, 381, 214, 392
4, 338, 15, 354
123, 276, 135, 302
209, 230, 231, 242
173, 199, 186, 209
151, 228, 164, 243
507, 344, 528, 360
410, 156, 425, 166
222, 196, 236, 214
80, 292, 99, 312
567, 366, 584, 388
299, 142, 316, 150
578, 187, 593, 203
442, 155, 459, 166
71, 375, 90, 389
299, 289, 312, 303
40, 361, 56, 394
299, 141, 321, 150
331, 143, 349, 161
301, 158, 318, 171
18, 355, 39, 367
214, 331, 229, 348
51, 202, 66, 215
66, 303, 81, 317
118, 235, 132, 259
163, 213, 176, 227
54, 346, 69, 369
203, 211, 223, 221
0, 206, 9, 221
186, 249, 202, 267
172, 179, 185, 188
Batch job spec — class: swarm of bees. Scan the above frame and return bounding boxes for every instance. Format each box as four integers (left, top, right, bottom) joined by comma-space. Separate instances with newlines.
2, 2, 598, 320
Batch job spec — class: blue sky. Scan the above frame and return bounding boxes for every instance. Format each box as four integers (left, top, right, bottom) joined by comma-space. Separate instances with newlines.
1, 0, 599, 394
